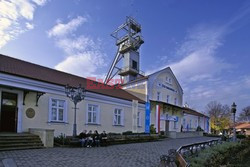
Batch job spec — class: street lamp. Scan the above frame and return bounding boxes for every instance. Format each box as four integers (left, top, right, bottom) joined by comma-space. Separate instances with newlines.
231, 102, 237, 142
65, 84, 86, 137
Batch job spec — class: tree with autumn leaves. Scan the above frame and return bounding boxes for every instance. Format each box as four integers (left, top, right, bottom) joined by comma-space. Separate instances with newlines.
206, 101, 232, 134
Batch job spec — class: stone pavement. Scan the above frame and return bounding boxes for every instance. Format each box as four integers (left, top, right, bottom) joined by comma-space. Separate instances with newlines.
0, 137, 217, 167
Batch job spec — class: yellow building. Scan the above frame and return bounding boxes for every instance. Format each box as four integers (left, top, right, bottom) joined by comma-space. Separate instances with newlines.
0, 54, 145, 137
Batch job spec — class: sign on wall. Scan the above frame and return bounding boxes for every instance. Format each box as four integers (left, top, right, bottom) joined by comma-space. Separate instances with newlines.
160, 114, 178, 122
157, 82, 177, 93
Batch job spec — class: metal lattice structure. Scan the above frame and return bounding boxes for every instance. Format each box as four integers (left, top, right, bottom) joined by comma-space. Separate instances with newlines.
104, 16, 144, 84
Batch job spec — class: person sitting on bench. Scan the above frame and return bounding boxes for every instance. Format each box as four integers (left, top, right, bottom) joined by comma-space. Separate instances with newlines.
78, 130, 87, 147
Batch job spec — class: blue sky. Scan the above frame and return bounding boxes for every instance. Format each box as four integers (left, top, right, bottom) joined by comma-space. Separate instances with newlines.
1, 0, 250, 114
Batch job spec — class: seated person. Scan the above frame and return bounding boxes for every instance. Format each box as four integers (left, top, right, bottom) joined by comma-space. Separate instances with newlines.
86, 130, 93, 147
93, 130, 100, 147
78, 130, 87, 147
101, 131, 108, 147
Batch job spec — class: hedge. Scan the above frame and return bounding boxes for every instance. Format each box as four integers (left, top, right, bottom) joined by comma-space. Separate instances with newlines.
188, 139, 250, 167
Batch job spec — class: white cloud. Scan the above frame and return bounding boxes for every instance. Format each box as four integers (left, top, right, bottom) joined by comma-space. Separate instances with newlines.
0, 0, 47, 48
48, 16, 107, 78
26, 22, 34, 30
147, 24, 230, 82
56, 36, 95, 55
32, 0, 47, 6
48, 16, 87, 37
147, 18, 250, 112
55, 51, 105, 77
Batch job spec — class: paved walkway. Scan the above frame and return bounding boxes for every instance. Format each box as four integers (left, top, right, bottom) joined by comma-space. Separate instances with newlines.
0, 137, 217, 167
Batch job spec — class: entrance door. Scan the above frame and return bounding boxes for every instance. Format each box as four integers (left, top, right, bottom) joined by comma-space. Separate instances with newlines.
165, 120, 170, 132
0, 92, 18, 132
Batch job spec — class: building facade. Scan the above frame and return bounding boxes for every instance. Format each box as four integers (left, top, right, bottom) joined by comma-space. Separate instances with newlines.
0, 55, 145, 137
123, 67, 210, 134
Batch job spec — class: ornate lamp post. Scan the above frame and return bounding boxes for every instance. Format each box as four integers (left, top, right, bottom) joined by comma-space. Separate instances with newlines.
65, 84, 86, 137
231, 102, 237, 142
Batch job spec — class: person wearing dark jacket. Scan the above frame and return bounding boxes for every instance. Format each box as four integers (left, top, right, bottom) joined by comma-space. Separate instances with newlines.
86, 130, 93, 147
78, 130, 87, 147
93, 130, 100, 147
101, 131, 108, 147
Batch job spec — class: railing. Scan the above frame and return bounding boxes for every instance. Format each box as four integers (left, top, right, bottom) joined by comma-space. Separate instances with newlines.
159, 138, 222, 167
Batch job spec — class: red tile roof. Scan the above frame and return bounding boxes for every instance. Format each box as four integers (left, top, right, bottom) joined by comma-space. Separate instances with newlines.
236, 122, 250, 129
0, 54, 145, 103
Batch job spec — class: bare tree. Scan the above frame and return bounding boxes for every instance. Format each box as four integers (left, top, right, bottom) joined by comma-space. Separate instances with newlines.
206, 101, 231, 134
238, 106, 250, 122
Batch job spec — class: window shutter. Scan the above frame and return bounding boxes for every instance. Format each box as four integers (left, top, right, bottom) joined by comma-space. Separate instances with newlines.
121, 110, 124, 126
48, 98, 52, 122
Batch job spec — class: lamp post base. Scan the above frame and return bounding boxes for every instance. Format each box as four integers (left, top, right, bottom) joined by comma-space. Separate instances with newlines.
73, 124, 77, 137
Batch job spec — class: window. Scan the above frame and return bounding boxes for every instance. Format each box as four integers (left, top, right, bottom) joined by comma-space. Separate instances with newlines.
49, 98, 67, 122
166, 76, 168, 82
132, 60, 137, 70
113, 108, 124, 126
174, 98, 177, 105
169, 78, 172, 84
166, 95, 170, 103
137, 112, 142, 127
157, 92, 161, 101
87, 104, 99, 124
189, 120, 192, 128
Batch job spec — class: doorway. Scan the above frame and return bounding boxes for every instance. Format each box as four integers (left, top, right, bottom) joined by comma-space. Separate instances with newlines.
165, 120, 170, 132
0, 92, 18, 132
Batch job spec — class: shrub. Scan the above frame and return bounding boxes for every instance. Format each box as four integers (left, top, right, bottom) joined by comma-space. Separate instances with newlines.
203, 133, 220, 137
196, 126, 204, 131
108, 132, 121, 136
54, 133, 71, 145
150, 124, 156, 134
160, 131, 165, 135
188, 140, 250, 166
122, 131, 133, 135
237, 134, 246, 139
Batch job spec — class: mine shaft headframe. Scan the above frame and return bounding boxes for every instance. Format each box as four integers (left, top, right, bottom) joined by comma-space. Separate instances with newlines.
104, 17, 144, 85
111, 16, 144, 53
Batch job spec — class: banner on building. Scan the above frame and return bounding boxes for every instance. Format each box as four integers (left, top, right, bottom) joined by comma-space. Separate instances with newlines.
145, 102, 150, 133
155, 105, 160, 133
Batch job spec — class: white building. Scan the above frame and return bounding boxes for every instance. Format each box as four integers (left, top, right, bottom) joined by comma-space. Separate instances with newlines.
123, 67, 210, 134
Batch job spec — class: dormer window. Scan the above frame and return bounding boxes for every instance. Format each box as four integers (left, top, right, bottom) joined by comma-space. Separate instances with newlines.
166, 76, 172, 84
169, 78, 172, 84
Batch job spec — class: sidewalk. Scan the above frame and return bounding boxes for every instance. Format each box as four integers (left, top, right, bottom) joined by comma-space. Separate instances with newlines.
0, 137, 218, 167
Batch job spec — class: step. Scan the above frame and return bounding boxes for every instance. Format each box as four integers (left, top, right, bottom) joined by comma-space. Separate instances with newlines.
0, 133, 36, 137
0, 136, 40, 141
0, 140, 42, 144
0, 146, 44, 151
0, 137, 40, 141
0, 143, 43, 148
0, 133, 44, 151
